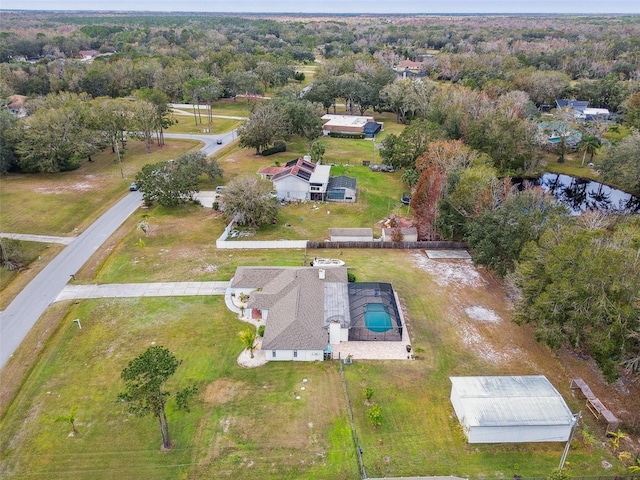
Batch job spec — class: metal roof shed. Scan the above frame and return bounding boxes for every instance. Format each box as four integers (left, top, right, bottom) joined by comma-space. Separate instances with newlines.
450, 376, 575, 444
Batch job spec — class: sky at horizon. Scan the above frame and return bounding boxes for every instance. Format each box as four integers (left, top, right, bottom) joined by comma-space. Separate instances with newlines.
1, 0, 639, 14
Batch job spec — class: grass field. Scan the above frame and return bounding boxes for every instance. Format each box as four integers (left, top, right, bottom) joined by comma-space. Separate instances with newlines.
0, 296, 356, 480
0, 249, 627, 478
0, 139, 199, 236
167, 116, 243, 135
0, 110, 634, 479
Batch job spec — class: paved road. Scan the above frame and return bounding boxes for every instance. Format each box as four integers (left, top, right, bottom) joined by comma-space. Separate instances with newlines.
0, 191, 143, 368
163, 130, 238, 156
0, 128, 243, 369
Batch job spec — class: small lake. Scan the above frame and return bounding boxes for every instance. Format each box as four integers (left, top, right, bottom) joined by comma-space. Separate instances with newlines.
525, 173, 640, 214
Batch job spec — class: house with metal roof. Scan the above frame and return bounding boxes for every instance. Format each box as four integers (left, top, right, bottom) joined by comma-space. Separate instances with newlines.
555, 99, 610, 121
321, 114, 383, 137
230, 266, 350, 361
450, 375, 575, 444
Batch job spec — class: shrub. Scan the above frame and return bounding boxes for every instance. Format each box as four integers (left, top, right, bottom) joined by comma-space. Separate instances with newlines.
328, 132, 365, 139
261, 140, 287, 156
347, 272, 356, 282
212, 202, 219, 211
257, 325, 265, 337
390, 227, 404, 242
363, 387, 374, 401
367, 403, 382, 427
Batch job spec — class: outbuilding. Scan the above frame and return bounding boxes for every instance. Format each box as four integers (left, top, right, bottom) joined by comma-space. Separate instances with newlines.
450, 375, 575, 444
329, 228, 374, 242
381, 226, 418, 242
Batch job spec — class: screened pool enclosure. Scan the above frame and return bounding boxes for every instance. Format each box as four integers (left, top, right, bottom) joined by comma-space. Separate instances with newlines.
348, 282, 403, 341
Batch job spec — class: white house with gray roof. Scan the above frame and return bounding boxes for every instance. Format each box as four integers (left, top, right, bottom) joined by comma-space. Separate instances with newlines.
230, 266, 351, 361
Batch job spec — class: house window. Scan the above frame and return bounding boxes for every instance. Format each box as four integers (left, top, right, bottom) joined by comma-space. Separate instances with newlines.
272, 351, 276, 358
293, 350, 298, 358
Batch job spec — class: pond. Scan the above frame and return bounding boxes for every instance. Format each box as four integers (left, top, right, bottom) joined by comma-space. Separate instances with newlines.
526, 173, 640, 214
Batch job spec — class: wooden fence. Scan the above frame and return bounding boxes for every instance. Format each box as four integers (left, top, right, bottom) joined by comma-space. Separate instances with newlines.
306, 240, 467, 249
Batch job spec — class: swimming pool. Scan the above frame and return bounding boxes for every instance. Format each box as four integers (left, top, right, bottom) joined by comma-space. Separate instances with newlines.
364, 303, 393, 333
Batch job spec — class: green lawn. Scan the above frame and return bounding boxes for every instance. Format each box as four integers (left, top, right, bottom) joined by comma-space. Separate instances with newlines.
0, 249, 625, 478
0, 139, 199, 236
0, 296, 356, 480
0, 107, 628, 479
167, 116, 243, 135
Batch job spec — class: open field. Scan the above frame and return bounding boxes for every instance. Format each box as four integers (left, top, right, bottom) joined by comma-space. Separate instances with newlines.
0, 248, 632, 478
0, 296, 356, 480
542, 151, 603, 181
167, 116, 243, 135
0, 139, 199, 236
2, 111, 639, 478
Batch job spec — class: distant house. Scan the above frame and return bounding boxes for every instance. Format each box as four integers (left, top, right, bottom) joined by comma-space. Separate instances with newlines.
321, 114, 382, 137
265, 158, 357, 203
329, 228, 373, 242
555, 99, 589, 111
78, 50, 100, 62
394, 59, 430, 78
555, 99, 610, 121
381, 226, 418, 242
326, 176, 357, 202
5, 95, 27, 117
394, 59, 424, 73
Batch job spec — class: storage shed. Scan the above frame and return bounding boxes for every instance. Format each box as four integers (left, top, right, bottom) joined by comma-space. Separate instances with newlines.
450, 376, 575, 444
381, 226, 418, 242
329, 228, 373, 242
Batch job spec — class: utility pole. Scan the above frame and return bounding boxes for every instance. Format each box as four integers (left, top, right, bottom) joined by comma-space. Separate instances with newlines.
559, 412, 581, 470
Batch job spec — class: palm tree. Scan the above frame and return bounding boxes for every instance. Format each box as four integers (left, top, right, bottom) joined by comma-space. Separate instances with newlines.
239, 328, 257, 358
55, 406, 78, 435
579, 134, 602, 167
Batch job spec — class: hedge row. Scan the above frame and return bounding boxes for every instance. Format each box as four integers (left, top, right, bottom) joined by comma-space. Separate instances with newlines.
261, 140, 287, 156
328, 132, 365, 139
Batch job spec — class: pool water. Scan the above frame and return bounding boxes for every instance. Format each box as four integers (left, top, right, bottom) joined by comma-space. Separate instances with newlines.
364, 303, 393, 333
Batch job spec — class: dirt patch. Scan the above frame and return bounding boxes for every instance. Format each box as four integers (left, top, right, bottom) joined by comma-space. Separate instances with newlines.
34, 176, 102, 194
464, 306, 501, 323
411, 252, 484, 288
203, 379, 247, 405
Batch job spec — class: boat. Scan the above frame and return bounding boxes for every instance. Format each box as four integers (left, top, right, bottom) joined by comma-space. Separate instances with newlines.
311, 257, 345, 267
